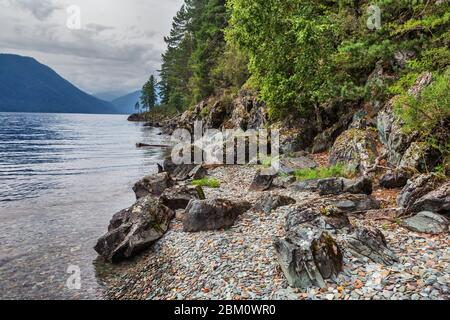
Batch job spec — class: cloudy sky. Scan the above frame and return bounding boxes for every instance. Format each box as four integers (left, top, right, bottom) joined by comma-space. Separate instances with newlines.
0, 0, 183, 97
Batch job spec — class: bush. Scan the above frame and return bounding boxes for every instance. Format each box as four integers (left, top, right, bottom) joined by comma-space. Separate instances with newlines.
192, 178, 221, 188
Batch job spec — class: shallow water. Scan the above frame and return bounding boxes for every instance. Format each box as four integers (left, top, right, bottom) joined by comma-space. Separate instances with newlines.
0, 112, 169, 299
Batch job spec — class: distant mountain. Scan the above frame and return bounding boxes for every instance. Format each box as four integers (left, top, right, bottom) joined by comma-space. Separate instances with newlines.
0, 54, 120, 114
94, 90, 128, 102
111, 90, 142, 114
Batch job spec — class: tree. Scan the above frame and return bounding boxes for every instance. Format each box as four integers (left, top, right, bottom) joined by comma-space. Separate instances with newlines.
141, 75, 157, 111
134, 102, 140, 114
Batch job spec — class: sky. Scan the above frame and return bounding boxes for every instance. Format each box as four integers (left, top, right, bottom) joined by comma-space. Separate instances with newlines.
0, 0, 183, 97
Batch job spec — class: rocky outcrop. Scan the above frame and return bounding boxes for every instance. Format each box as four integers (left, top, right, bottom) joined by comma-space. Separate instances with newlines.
94, 196, 174, 263
160, 185, 206, 210
312, 113, 354, 153
253, 194, 296, 214
274, 227, 343, 289
292, 176, 373, 196
329, 129, 378, 173
133, 173, 174, 199
397, 174, 445, 213
183, 199, 252, 232
379, 169, 412, 189
402, 211, 449, 235
286, 206, 352, 232
279, 154, 317, 175
399, 141, 440, 173
409, 182, 450, 215
346, 227, 399, 266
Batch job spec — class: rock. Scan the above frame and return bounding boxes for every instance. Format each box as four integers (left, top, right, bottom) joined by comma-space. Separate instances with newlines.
409, 183, 450, 215
171, 164, 198, 181
285, 207, 352, 232
399, 141, 441, 173
279, 156, 317, 175
163, 157, 178, 175
133, 172, 174, 199
272, 175, 297, 188
346, 227, 399, 266
292, 176, 373, 196
249, 170, 276, 191
276, 117, 317, 154
253, 194, 296, 214
408, 71, 433, 97
94, 196, 174, 263
183, 199, 252, 232
402, 211, 449, 235
380, 169, 412, 189
312, 113, 354, 153
160, 185, 206, 210
397, 174, 445, 212
274, 227, 343, 289
333, 194, 381, 213
188, 165, 208, 180
157, 163, 164, 173
329, 129, 378, 173
377, 103, 414, 166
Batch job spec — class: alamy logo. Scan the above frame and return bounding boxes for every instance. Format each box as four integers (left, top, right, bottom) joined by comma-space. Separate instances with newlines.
367, 5, 381, 30
66, 5, 81, 30
66, 265, 81, 290
171, 121, 280, 174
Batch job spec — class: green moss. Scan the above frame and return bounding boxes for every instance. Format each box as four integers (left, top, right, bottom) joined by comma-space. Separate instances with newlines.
294, 164, 356, 181
192, 178, 221, 188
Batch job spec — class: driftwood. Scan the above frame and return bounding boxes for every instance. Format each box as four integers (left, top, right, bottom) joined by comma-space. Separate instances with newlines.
136, 142, 172, 148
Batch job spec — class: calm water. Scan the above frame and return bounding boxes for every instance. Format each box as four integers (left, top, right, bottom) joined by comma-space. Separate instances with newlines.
0, 112, 169, 299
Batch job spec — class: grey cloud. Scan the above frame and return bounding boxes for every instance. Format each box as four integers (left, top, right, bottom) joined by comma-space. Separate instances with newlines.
9, 0, 61, 20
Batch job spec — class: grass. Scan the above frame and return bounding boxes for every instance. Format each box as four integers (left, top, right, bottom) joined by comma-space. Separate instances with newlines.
294, 164, 356, 181
192, 178, 221, 188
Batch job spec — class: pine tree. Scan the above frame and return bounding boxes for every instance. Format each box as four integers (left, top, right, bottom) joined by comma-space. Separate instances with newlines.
141, 75, 157, 111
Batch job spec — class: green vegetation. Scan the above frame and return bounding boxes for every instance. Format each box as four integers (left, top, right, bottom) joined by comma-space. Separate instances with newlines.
294, 164, 356, 181
140, 75, 157, 111
192, 178, 221, 188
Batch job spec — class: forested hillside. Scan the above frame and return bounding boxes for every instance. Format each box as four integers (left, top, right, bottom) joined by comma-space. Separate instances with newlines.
154, 0, 449, 168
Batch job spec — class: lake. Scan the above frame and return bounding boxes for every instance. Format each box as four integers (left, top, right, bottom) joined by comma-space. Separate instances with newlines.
0, 112, 169, 299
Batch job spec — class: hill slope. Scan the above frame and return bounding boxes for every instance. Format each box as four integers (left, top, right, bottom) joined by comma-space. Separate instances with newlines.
111, 90, 142, 115
0, 54, 119, 114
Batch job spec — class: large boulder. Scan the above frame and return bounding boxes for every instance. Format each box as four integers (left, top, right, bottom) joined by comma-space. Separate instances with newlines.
379, 169, 412, 189
292, 176, 373, 196
253, 194, 296, 214
399, 141, 441, 173
160, 185, 206, 210
183, 199, 252, 232
402, 211, 449, 235
94, 196, 174, 263
286, 207, 352, 232
249, 170, 276, 191
133, 172, 174, 199
346, 227, 399, 266
274, 227, 343, 289
329, 129, 378, 173
279, 155, 317, 175
397, 174, 445, 212
409, 183, 450, 215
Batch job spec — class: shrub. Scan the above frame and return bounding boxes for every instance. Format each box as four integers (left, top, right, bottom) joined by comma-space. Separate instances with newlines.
294, 164, 356, 181
192, 178, 221, 188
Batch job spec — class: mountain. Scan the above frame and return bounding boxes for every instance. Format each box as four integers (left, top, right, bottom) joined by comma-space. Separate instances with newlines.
0, 54, 119, 114
94, 90, 128, 102
111, 90, 142, 114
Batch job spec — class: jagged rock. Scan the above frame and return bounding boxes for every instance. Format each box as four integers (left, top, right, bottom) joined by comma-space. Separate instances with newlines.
273, 175, 297, 188
333, 194, 381, 213
160, 185, 206, 210
157, 163, 164, 173
133, 172, 174, 199
397, 174, 445, 212
183, 199, 252, 232
312, 113, 354, 153
292, 176, 373, 196
409, 183, 450, 215
188, 165, 207, 180
402, 211, 449, 234
346, 227, 399, 266
399, 141, 440, 173
253, 194, 296, 214
205, 100, 231, 129
329, 128, 378, 173
377, 102, 414, 166
277, 118, 317, 154
249, 170, 276, 191
379, 169, 412, 189
279, 156, 317, 175
163, 157, 178, 175
94, 196, 174, 263
286, 207, 352, 232
274, 227, 343, 289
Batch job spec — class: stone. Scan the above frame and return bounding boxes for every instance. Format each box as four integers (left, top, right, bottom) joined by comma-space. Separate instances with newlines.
94, 196, 174, 263
285, 207, 352, 232
397, 174, 445, 213
188, 165, 208, 180
333, 194, 381, 213
329, 129, 378, 173
279, 156, 317, 175
163, 157, 178, 175
253, 194, 296, 214
380, 169, 411, 189
249, 170, 276, 191
346, 227, 399, 266
160, 185, 206, 210
409, 183, 450, 215
274, 227, 343, 289
402, 212, 449, 235
400, 142, 440, 173
183, 199, 252, 232
292, 176, 373, 196
132, 172, 174, 199
172, 163, 198, 181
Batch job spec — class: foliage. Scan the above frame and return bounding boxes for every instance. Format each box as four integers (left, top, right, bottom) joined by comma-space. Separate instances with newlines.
140, 75, 157, 111
192, 178, 221, 188
294, 164, 356, 181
